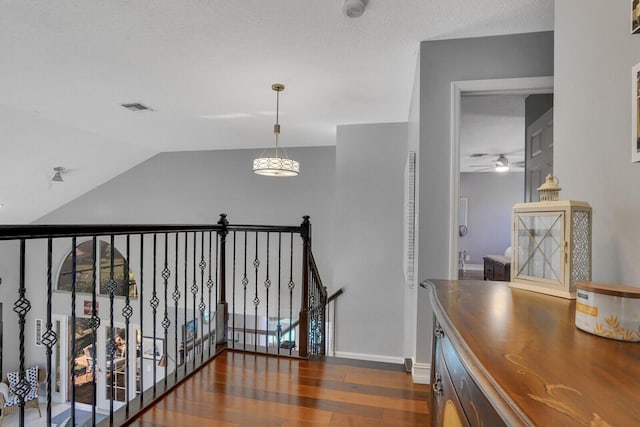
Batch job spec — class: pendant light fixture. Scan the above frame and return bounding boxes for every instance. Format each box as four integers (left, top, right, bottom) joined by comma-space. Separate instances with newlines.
253, 83, 300, 177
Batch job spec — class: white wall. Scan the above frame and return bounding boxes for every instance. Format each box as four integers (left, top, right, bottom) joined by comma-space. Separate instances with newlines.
415, 31, 554, 376
459, 172, 524, 265
335, 122, 407, 363
555, 1, 640, 285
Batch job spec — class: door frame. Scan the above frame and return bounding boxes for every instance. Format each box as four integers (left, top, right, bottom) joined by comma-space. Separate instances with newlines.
448, 77, 554, 279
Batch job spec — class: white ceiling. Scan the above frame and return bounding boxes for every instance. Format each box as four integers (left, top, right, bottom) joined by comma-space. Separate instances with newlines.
0, 0, 554, 223
460, 94, 526, 173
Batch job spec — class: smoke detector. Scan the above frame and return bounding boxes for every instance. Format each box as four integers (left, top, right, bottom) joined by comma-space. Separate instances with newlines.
343, 0, 367, 18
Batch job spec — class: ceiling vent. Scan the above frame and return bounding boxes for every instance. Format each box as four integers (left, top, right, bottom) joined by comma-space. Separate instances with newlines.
121, 103, 153, 112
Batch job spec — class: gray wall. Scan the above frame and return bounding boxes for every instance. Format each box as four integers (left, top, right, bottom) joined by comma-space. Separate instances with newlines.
334, 122, 407, 361
459, 172, 524, 265
555, 1, 640, 284
415, 31, 554, 371
37, 146, 336, 283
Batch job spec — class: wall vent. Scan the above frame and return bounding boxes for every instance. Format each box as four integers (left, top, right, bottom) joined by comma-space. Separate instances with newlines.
121, 103, 153, 112
405, 151, 417, 288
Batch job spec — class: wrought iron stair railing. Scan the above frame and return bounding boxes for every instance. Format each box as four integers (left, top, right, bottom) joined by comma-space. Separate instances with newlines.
0, 214, 328, 427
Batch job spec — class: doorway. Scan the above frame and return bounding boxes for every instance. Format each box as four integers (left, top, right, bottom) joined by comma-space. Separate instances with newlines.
449, 77, 554, 279
54, 315, 139, 411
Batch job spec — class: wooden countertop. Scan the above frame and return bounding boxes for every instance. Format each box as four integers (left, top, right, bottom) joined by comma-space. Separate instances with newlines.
424, 279, 640, 427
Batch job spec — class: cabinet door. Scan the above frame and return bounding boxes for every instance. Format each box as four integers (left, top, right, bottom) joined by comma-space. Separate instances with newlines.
433, 343, 470, 427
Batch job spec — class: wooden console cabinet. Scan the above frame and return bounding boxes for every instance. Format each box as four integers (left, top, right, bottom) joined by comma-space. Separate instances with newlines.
424, 279, 640, 426
482, 255, 510, 281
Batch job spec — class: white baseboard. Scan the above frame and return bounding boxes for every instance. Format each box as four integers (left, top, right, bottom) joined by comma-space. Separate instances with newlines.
411, 358, 431, 384
333, 351, 404, 365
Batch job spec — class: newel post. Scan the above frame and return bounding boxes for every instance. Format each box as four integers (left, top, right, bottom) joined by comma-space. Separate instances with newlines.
299, 215, 311, 358
216, 213, 229, 346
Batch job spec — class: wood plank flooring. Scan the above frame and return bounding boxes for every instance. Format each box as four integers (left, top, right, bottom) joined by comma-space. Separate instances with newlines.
129, 351, 430, 426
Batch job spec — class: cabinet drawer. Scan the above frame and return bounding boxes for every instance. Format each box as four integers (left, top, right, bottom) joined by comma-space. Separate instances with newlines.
440, 333, 505, 427
433, 340, 470, 427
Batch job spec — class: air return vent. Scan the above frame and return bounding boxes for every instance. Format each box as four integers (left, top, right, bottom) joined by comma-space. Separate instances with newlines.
121, 103, 153, 112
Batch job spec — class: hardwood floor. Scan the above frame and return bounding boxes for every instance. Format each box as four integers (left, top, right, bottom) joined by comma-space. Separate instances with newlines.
129, 351, 430, 426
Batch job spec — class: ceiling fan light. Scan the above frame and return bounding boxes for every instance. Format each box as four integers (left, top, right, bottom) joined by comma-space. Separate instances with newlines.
495, 154, 510, 172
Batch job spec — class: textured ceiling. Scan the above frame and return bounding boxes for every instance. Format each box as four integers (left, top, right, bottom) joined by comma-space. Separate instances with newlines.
0, 0, 554, 223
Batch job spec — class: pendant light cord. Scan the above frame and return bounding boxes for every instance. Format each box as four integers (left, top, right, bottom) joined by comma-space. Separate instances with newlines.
274, 89, 280, 157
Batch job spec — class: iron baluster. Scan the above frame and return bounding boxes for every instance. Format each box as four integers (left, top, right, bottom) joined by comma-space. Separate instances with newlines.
265, 232, 270, 353
91, 237, 98, 424
173, 232, 180, 380
70, 237, 77, 427
13, 239, 29, 427
288, 232, 294, 356
123, 235, 132, 413
199, 231, 205, 363
139, 234, 144, 405
207, 231, 213, 357
232, 231, 237, 349
44, 238, 57, 426
253, 232, 260, 353
191, 231, 197, 370
108, 234, 117, 423
242, 231, 248, 351
150, 234, 159, 394
162, 233, 171, 389
277, 232, 282, 355
183, 232, 188, 372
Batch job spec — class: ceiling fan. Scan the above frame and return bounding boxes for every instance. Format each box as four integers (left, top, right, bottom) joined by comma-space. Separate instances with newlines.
466, 152, 525, 172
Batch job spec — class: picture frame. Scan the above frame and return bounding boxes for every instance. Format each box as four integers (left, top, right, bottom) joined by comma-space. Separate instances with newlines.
182, 319, 198, 343
141, 336, 163, 361
35, 318, 43, 347
633, 62, 640, 162
633, 0, 640, 34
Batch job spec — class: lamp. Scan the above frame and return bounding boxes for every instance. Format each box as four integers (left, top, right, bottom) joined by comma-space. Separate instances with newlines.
253, 84, 300, 177
495, 155, 509, 172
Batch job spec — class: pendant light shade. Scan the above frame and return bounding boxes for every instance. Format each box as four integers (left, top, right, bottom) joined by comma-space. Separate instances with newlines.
253, 84, 300, 177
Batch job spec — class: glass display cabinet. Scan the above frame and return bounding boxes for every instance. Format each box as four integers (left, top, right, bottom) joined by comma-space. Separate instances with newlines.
510, 200, 592, 299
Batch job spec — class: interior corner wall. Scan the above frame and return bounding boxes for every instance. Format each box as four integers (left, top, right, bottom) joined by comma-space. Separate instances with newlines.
459, 172, 524, 265
334, 122, 407, 362
405, 56, 421, 362
555, 1, 640, 285
415, 31, 554, 370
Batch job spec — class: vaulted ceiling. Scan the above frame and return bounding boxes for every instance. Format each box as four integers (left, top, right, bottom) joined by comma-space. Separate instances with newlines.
0, 0, 554, 223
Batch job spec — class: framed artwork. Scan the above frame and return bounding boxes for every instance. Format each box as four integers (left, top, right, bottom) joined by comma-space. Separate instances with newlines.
35, 319, 43, 347
182, 319, 198, 343
141, 336, 163, 361
633, 62, 640, 162
633, 0, 640, 34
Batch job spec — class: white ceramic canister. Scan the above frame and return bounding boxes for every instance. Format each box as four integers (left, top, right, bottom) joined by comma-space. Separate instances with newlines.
576, 281, 640, 342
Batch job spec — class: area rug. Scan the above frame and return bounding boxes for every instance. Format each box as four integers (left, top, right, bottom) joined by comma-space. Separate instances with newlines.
51, 408, 107, 427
